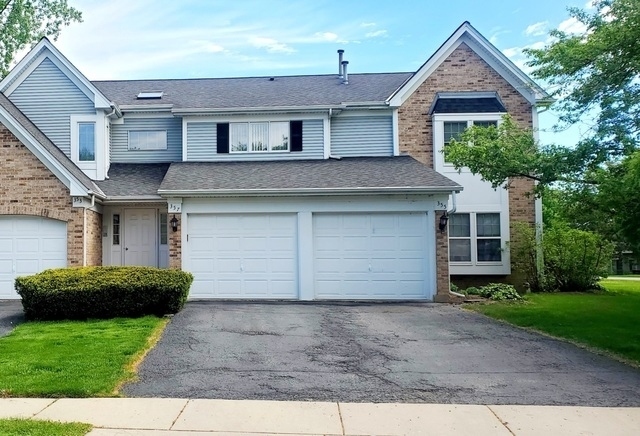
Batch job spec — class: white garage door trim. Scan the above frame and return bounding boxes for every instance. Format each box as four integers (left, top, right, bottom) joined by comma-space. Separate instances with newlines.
186, 213, 298, 299
0, 215, 67, 299
313, 212, 430, 300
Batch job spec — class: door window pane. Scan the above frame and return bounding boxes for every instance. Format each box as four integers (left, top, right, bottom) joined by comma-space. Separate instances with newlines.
160, 213, 168, 245
113, 214, 120, 245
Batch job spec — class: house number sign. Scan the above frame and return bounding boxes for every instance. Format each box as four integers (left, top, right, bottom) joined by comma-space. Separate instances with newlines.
168, 201, 182, 213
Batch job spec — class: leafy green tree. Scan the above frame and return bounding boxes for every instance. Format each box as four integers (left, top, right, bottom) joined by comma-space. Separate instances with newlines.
0, 0, 82, 78
445, 0, 640, 251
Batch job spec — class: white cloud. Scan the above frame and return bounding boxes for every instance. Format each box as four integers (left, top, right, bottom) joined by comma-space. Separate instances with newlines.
525, 21, 548, 37
315, 32, 339, 42
558, 16, 588, 34
365, 29, 387, 38
360, 22, 376, 28
249, 37, 295, 54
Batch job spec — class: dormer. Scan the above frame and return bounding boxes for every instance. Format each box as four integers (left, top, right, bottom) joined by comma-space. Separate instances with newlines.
0, 38, 116, 181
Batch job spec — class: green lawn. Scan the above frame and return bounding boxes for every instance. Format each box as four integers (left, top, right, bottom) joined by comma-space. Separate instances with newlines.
0, 316, 167, 397
0, 419, 91, 435
469, 278, 640, 365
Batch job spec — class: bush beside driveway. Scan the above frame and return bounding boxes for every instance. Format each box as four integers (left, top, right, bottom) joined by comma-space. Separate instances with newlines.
124, 302, 640, 405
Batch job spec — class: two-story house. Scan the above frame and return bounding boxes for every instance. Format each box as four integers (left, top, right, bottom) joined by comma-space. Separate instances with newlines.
0, 22, 549, 302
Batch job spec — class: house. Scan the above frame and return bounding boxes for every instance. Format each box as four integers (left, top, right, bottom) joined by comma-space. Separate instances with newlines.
0, 22, 549, 302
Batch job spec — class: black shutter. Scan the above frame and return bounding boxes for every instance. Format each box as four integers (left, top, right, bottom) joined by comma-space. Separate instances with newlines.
216, 123, 229, 154
290, 120, 303, 152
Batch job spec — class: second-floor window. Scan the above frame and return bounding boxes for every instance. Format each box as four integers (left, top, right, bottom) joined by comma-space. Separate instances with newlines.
78, 122, 95, 161
443, 120, 497, 163
128, 130, 167, 151
230, 121, 289, 153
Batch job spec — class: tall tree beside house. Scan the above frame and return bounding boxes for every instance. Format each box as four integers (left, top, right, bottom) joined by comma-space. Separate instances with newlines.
445, 0, 640, 252
0, 0, 81, 78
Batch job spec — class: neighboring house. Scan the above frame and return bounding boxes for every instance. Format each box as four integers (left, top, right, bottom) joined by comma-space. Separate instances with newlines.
0, 22, 549, 302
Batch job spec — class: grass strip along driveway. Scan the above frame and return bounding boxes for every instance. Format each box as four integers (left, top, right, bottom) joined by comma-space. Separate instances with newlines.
0, 316, 167, 397
470, 278, 640, 365
0, 419, 91, 436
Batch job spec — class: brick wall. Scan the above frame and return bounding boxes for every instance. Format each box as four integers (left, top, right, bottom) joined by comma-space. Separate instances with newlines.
434, 212, 452, 301
168, 214, 181, 269
398, 43, 536, 290
85, 209, 102, 266
0, 122, 100, 266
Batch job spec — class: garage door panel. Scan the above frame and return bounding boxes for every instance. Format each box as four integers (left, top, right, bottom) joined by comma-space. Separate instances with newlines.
314, 213, 428, 300
0, 216, 67, 299
187, 213, 298, 299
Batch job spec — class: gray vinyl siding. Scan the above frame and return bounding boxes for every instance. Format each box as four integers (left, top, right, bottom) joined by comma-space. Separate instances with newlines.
8, 57, 95, 157
330, 115, 393, 157
110, 117, 183, 163
186, 119, 324, 161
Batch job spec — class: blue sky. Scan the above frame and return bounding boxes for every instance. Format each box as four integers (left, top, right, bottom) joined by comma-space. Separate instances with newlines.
49, 0, 596, 146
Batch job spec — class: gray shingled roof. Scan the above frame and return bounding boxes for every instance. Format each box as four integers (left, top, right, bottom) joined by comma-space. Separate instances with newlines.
0, 93, 104, 196
158, 156, 461, 194
92, 73, 413, 109
96, 163, 170, 198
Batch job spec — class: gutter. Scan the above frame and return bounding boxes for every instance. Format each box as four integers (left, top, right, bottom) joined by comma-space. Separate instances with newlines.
157, 186, 463, 198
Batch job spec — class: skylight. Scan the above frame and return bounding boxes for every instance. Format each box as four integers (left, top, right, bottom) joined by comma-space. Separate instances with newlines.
137, 91, 163, 99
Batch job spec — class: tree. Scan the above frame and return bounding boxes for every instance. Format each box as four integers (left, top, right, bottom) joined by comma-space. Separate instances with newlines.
445, 0, 640, 250
0, 0, 82, 78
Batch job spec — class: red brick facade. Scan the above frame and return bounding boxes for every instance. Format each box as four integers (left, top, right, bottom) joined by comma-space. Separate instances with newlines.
0, 122, 102, 266
398, 43, 537, 296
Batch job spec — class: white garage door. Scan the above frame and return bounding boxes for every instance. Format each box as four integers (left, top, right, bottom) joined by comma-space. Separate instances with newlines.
0, 216, 67, 299
187, 213, 298, 299
313, 213, 429, 300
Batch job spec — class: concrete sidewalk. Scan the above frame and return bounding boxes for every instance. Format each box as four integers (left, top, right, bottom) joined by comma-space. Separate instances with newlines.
1, 398, 640, 435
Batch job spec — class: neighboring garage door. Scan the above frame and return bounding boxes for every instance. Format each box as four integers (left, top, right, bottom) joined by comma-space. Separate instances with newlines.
187, 213, 298, 299
0, 216, 67, 299
313, 212, 429, 300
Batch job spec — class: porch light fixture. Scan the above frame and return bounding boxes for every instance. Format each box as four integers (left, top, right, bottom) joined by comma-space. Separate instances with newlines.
439, 212, 449, 233
170, 214, 179, 232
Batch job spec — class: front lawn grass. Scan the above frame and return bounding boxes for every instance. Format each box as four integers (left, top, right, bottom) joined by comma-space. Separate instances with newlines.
0, 419, 91, 436
0, 316, 167, 397
468, 278, 640, 365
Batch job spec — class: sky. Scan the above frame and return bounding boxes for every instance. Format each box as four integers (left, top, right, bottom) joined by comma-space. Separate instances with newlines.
41, 0, 597, 147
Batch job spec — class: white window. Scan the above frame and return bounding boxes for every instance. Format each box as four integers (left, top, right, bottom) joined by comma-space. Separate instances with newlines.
230, 122, 289, 153
128, 131, 167, 151
449, 212, 502, 264
78, 122, 95, 161
443, 120, 498, 164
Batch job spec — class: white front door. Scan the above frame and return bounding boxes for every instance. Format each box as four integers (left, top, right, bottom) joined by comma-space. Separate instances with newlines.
0, 216, 67, 299
124, 209, 157, 267
313, 212, 429, 300
187, 213, 298, 299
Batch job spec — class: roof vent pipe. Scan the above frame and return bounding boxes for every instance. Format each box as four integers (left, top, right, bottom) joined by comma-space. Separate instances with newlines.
342, 61, 349, 85
337, 49, 344, 78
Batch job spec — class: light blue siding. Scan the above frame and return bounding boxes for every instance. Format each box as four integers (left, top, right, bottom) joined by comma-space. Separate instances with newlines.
110, 117, 183, 163
330, 115, 393, 157
186, 119, 324, 161
8, 57, 95, 157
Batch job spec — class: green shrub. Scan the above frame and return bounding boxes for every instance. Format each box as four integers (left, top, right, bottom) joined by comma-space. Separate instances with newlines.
476, 283, 522, 301
511, 222, 614, 292
465, 286, 481, 296
15, 266, 193, 320
450, 282, 460, 293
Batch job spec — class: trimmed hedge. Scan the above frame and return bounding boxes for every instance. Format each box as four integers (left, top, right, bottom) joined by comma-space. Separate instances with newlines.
15, 266, 193, 320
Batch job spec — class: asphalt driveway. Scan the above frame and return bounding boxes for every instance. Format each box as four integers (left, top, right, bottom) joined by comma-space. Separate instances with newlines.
124, 302, 640, 405
0, 300, 23, 337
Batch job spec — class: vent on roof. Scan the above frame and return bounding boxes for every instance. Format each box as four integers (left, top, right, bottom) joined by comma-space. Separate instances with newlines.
137, 91, 163, 99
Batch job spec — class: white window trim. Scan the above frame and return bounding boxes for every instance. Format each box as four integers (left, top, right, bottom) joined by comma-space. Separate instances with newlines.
433, 112, 505, 173
229, 121, 290, 154
70, 114, 99, 171
449, 209, 511, 275
128, 130, 168, 151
